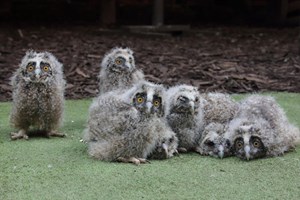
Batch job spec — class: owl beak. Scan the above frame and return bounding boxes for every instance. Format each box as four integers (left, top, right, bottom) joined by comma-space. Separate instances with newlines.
162, 143, 169, 158
244, 145, 251, 160
218, 145, 224, 159
189, 101, 195, 114
35, 68, 41, 79
124, 62, 131, 69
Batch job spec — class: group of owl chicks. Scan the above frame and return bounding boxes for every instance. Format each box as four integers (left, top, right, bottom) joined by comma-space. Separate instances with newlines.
10, 48, 300, 164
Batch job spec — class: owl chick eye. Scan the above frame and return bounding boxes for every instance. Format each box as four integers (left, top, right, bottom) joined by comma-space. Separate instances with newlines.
205, 140, 215, 147
153, 100, 160, 107
129, 57, 133, 64
225, 139, 231, 148
235, 141, 244, 149
178, 96, 188, 102
115, 58, 123, 65
137, 97, 144, 103
252, 139, 261, 148
27, 66, 34, 72
43, 66, 49, 72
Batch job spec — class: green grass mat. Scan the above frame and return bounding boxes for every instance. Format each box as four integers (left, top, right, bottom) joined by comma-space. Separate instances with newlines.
1, 93, 300, 200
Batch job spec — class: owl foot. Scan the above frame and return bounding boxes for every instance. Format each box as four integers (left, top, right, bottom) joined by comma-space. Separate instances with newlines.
117, 157, 150, 165
47, 131, 65, 138
177, 147, 188, 153
11, 129, 29, 140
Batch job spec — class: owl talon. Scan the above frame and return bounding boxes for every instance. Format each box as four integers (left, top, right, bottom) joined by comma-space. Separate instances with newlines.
116, 157, 149, 165
10, 130, 29, 140
177, 147, 188, 153
48, 131, 65, 138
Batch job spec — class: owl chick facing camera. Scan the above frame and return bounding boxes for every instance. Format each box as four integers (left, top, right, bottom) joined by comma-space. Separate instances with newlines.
98, 47, 145, 95
225, 95, 300, 160
84, 81, 178, 165
10, 50, 66, 140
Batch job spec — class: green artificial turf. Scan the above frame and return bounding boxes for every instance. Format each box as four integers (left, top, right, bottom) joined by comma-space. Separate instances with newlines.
0, 93, 300, 200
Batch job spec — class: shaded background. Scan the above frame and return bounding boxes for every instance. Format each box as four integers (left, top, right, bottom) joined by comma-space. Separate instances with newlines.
0, 0, 299, 101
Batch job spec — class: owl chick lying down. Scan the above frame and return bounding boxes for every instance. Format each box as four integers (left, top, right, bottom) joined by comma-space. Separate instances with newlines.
84, 81, 178, 164
225, 95, 300, 160
10, 50, 65, 140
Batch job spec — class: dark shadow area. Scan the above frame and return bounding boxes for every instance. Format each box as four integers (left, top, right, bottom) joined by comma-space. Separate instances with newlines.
0, 0, 299, 101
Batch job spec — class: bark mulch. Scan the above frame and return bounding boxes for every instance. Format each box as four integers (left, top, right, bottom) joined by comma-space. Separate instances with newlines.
0, 24, 299, 102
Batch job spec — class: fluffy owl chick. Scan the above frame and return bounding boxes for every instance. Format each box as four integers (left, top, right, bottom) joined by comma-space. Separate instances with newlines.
10, 50, 65, 140
148, 121, 179, 160
166, 84, 204, 152
195, 93, 237, 158
196, 122, 232, 158
201, 92, 238, 125
84, 81, 178, 165
98, 47, 144, 95
226, 95, 300, 160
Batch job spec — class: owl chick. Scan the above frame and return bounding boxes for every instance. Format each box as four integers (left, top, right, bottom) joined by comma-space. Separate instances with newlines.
195, 92, 238, 158
98, 47, 144, 95
196, 122, 232, 158
10, 50, 65, 140
226, 95, 300, 160
84, 81, 178, 165
165, 84, 204, 152
148, 122, 179, 160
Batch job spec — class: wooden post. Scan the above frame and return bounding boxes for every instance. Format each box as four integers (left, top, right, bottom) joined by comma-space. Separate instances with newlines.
152, 0, 164, 26
100, 0, 116, 26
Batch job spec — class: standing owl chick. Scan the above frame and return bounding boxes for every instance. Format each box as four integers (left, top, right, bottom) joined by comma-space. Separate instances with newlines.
98, 47, 144, 95
10, 50, 65, 140
196, 92, 238, 158
226, 95, 300, 160
165, 84, 204, 152
84, 81, 178, 165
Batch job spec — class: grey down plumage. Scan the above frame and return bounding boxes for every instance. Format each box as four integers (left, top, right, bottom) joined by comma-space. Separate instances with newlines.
98, 47, 144, 95
225, 95, 300, 160
10, 50, 65, 140
84, 81, 178, 164
196, 92, 238, 158
165, 84, 204, 152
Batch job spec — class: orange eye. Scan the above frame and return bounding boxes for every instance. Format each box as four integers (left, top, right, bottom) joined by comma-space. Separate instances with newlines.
137, 97, 144, 103
235, 141, 243, 149
115, 59, 122, 65
253, 140, 260, 148
154, 100, 160, 106
27, 66, 34, 72
43, 66, 49, 71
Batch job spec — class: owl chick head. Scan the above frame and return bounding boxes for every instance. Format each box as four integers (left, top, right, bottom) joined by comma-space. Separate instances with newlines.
149, 135, 179, 160
124, 81, 165, 117
199, 123, 232, 159
101, 47, 135, 73
232, 125, 267, 160
166, 84, 200, 116
19, 50, 63, 83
